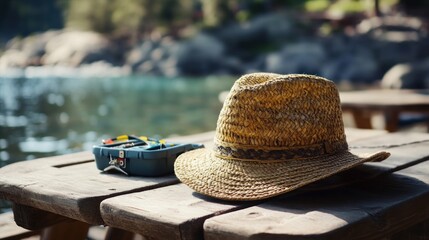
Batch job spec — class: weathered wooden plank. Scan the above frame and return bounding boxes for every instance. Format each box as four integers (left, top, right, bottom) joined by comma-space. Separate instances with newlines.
1, 129, 424, 240
349, 131, 429, 168
97, 130, 422, 240
340, 89, 429, 107
204, 166, 429, 240
340, 89, 429, 132
344, 128, 387, 142
203, 136, 429, 240
40, 219, 90, 240
200, 130, 429, 240
0, 132, 213, 227
0, 157, 178, 226
101, 183, 254, 240
0, 211, 40, 240
12, 203, 70, 230
97, 129, 390, 240
349, 131, 429, 148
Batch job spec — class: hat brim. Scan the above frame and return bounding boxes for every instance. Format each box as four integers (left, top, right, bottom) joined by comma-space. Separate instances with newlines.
174, 148, 390, 201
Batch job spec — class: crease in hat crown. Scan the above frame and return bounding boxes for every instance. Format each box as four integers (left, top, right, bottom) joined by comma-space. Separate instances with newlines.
213, 73, 348, 162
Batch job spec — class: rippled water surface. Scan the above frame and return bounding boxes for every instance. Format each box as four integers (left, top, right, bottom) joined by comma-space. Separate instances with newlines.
0, 75, 235, 167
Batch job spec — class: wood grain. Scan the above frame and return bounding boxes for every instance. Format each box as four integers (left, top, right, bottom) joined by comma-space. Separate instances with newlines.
349, 131, 429, 168
340, 89, 429, 106
101, 183, 254, 240
0, 211, 40, 240
340, 89, 429, 132
12, 203, 70, 230
0, 152, 178, 226
2, 129, 429, 240
204, 131, 429, 240
0, 132, 214, 228
97, 129, 393, 240
204, 168, 429, 240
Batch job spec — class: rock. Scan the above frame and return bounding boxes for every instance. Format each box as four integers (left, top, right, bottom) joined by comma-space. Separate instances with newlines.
78, 61, 131, 77
21, 30, 62, 65
265, 41, 326, 75
264, 53, 284, 73
2, 13, 429, 81
42, 31, 115, 66
0, 49, 29, 69
357, 16, 424, 37
222, 56, 245, 75
381, 59, 429, 89
321, 47, 379, 84
136, 60, 156, 74
417, 36, 429, 59
0, 31, 61, 68
158, 57, 179, 77
357, 16, 425, 71
125, 41, 156, 70
320, 34, 350, 57
211, 13, 294, 61
129, 36, 182, 75
244, 56, 266, 74
380, 63, 411, 89
373, 39, 420, 72
175, 33, 225, 75
217, 13, 294, 49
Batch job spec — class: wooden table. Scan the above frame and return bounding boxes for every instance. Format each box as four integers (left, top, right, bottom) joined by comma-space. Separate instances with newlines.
340, 89, 429, 132
1, 129, 429, 239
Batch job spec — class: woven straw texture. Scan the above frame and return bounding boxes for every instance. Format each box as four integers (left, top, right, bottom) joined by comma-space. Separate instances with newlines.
174, 73, 390, 201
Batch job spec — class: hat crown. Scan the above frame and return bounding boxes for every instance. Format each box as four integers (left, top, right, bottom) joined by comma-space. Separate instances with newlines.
175, 73, 390, 201
214, 73, 347, 161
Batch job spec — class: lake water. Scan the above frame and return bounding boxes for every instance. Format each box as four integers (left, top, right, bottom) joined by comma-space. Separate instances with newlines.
0, 75, 235, 167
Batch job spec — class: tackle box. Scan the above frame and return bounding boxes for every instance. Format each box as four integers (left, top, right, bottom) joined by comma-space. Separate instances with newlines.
93, 135, 203, 177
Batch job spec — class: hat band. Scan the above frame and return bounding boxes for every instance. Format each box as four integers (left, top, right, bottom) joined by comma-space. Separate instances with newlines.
213, 141, 348, 161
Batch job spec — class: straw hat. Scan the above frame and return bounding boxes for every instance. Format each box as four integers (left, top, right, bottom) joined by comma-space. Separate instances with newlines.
174, 73, 390, 201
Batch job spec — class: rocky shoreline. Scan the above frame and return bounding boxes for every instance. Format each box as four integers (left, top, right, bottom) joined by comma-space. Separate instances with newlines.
1, 13, 429, 88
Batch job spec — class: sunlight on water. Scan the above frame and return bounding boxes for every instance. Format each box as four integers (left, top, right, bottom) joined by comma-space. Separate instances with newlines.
0, 75, 235, 166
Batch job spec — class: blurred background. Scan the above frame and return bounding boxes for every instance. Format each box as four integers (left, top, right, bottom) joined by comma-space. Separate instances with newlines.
1, 0, 429, 168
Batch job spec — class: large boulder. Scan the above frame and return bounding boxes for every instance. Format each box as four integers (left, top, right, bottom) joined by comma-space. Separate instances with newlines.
0, 49, 29, 69
42, 31, 116, 66
321, 46, 379, 84
265, 41, 326, 75
217, 13, 294, 51
175, 33, 225, 75
126, 41, 157, 71
357, 16, 425, 72
130, 36, 181, 76
381, 59, 429, 89
0, 30, 61, 68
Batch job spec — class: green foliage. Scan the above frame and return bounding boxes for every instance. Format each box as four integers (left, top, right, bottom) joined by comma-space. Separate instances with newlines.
329, 0, 369, 14
303, 0, 400, 14
305, 0, 331, 12
65, 0, 195, 34
1, 0, 403, 37
65, 0, 118, 33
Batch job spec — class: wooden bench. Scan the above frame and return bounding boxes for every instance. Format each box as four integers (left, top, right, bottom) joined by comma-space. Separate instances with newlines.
0, 211, 40, 240
1, 129, 429, 239
0, 132, 214, 240
99, 130, 429, 239
340, 89, 429, 132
